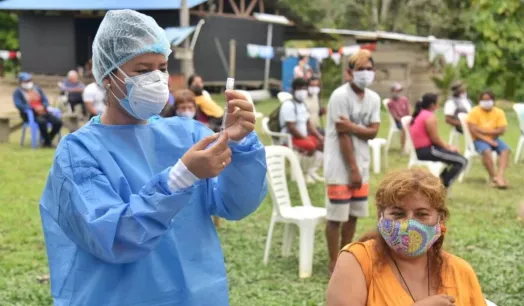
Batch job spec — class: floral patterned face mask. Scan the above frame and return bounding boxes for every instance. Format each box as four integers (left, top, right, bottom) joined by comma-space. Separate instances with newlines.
377, 216, 442, 257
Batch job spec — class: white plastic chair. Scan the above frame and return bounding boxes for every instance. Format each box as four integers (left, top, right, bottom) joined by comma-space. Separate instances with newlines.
486, 299, 497, 306
263, 146, 326, 278
383, 99, 405, 154
277, 91, 293, 104
448, 127, 461, 146
513, 103, 524, 164
457, 113, 496, 183
236, 89, 264, 119
368, 138, 387, 173
401, 116, 445, 177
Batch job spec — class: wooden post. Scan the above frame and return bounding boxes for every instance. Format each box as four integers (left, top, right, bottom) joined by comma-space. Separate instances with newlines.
229, 39, 237, 78
0, 117, 9, 143
341, 55, 349, 85
62, 114, 80, 133
240, 0, 245, 14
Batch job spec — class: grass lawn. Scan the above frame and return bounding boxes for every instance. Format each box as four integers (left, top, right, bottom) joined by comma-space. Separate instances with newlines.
0, 96, 523, 305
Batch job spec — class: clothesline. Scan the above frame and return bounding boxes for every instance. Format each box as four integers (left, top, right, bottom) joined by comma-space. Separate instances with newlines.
0, 50, 21, 61
246, 44, 363, 65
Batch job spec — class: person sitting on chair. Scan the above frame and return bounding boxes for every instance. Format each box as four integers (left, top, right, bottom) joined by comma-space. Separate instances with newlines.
409, 93, 467, 189
305, 76, 326, 134
13, 72, 62, 148
387, 82, 411, 152
444, 81, 472, 134
61, 70, 86, 116
82, 81, 106, 118
467, 90, 510, 189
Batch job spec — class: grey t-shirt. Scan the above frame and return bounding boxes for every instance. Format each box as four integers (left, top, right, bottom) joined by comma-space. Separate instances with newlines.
324, 83, 381, 185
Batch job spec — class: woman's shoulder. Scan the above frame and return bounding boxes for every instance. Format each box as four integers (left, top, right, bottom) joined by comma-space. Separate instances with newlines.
342, 239, 376, 264
442, 252, 478, 277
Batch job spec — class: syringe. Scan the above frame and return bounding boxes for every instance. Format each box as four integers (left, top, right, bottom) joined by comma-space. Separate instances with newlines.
221, 77, 235, 132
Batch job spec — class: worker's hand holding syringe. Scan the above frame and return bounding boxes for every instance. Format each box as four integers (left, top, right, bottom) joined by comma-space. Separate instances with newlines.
220, 78, 256, 142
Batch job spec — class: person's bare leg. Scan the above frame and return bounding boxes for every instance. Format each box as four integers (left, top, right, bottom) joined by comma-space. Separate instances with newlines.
496, 150, 510, 187
340, 216, 358, 249
326, 221, 341, 275
482, 150, 497, 181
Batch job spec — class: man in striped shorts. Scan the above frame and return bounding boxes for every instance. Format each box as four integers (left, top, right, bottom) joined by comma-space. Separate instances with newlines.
324, 49, 381, 275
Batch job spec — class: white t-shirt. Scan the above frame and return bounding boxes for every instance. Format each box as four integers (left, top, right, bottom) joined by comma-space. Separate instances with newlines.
279, 100, 309, 138
82, 82, 106, 115
324, 83, 381, 185
444, 98, 472, 116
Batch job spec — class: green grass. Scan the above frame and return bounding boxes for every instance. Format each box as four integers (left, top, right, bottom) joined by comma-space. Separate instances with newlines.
0, 96, 523, 305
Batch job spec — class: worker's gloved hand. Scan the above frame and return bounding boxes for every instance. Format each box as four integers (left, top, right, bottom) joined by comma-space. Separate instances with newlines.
181, 132, 232, 179
223, 90, 256, 141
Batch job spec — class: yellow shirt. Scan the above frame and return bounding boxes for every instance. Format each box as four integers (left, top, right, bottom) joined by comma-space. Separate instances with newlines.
342, 240, 487, 306
467, 106, 507, 140
194, 95, 224, 118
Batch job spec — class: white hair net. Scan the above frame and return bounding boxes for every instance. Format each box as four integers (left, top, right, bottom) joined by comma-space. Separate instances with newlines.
92, 9, 172, 84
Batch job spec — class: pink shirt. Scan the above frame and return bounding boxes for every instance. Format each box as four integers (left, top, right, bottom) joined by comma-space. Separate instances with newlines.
410, 109, 434, 149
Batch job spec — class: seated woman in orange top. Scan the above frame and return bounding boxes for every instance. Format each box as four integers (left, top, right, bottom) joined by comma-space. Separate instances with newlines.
327, 168, 487, 306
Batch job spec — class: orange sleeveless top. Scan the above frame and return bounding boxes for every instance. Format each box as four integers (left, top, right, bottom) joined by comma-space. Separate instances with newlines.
342, 240, 487, 306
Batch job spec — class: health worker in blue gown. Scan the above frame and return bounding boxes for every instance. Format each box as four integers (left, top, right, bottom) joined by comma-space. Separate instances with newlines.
39, 9, 267, 306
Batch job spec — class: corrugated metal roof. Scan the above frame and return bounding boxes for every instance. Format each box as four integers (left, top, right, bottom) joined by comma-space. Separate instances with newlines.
321, 28, 473, 44
0, 0, 207, 11
165, 26, 196, 47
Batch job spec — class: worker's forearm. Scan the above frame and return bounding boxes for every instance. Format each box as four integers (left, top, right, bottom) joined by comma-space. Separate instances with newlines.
289, 126, 306, 139
339, 134, 358, 171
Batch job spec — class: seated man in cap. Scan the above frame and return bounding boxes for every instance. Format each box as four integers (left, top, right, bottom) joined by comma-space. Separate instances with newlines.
13, 72, 62, 147
387, 82, 411, 152
444, 81, 472, 133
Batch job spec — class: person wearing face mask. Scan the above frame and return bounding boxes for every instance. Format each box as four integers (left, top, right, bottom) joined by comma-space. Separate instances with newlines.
467, 90, 510, 188
39, 10, 267, 306
304, 76, 326, 133
410, 93, 467, 189
444, 81, 472, 133
324, 49, 381, 276
327, 168, 487, 306
388, 82, 411, 152
160, 89, 197, 119
13, 72, 63, 148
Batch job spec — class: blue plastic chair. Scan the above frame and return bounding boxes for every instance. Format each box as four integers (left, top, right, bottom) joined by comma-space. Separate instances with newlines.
20, 108, 62, 148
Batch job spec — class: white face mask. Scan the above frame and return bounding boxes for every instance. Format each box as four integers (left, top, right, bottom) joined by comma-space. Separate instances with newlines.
352, 70, 375, 89
479, 99, 494, 110
177, 110, 195, 119
110, 70, 170, 120
21, 82, 34, 90
308, 86, 320, 96
294, 89, 309, 102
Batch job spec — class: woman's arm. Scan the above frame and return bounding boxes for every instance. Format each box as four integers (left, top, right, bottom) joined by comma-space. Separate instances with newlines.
206, 131, 267, 220
425, 115, 452, 149
41, 138, 196, 264
327, 252, 367, 306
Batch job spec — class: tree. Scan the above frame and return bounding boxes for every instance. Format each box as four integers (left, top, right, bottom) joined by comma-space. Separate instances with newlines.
0, 12, 18, 50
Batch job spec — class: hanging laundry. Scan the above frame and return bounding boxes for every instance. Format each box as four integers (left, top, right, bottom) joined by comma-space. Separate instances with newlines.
274, 47, 286, 59
429, 41, 454, 65
246, 44, 274, 59
309, 48, 330, 63
331, 52, 341, 65
341, 45, 360, 56
454, 43, 475, 68
0, 50, 9, 60
285, 48, 299, 57
298, 48, 311, 56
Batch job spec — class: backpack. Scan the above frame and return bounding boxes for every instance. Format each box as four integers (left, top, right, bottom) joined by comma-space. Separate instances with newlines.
267, 100, 296, 132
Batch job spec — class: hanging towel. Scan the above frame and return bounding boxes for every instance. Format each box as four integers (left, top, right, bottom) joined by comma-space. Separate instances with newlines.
309, 48, 330, 63
429, 41, 455, 64
0, 50, 9, 60
341, 45, 360, 56
285, 48, 299, 57
298, 48, 311, 56
454, 43, 475, 68
258, 45, 274, 59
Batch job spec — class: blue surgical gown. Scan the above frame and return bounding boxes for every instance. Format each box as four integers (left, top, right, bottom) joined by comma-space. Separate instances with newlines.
40, 116, 267, 306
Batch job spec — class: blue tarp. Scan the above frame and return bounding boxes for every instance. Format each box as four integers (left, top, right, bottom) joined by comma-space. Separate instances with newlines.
165, 26, 196, 47
0, 0, 207, 10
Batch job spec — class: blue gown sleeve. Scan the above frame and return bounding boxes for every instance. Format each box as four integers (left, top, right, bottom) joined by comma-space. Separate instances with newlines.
41, 137, 197, 264
195, 126, 267, 220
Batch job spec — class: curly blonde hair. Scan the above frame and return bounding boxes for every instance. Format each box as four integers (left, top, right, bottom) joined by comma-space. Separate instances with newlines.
349, 49, 374, 70
359, 168, 449, 290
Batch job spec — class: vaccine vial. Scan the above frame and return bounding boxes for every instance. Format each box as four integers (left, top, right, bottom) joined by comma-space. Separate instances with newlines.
221, 78, 235, 132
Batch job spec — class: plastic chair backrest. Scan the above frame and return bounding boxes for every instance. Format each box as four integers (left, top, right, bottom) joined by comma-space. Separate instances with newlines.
277, 92, 293, 104
236, 90, 257, 114
513, 103, 524, 134
383, 98, 398, 130
265, 146, 313, 217
401, 116, 417, 159
202, 90, 211, 99
458, 113, 476, 153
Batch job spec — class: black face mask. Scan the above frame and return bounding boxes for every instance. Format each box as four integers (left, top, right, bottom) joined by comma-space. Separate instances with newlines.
190, 85, 203, 96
